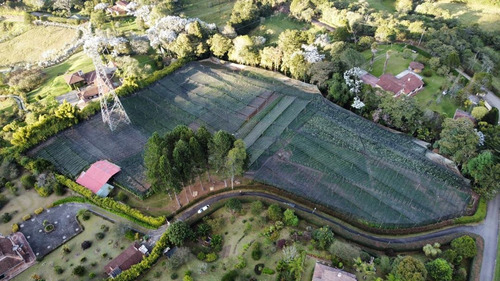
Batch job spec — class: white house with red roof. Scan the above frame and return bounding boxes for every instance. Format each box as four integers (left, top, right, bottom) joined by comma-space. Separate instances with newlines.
76, 160, 121, 197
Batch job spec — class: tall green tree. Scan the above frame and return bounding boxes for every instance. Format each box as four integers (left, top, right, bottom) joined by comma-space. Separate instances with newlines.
393, 256, 427, 281
426, 258, 452, 281
436, 118, 479, 165
378, 95, 422, 134
463, 151, 500, 199
209, 130, 235, 187
144, 132, 164, 193
189, 137, 206, 190
173, 139, 193, 202
196, 126, 213, 181
225, 139, 247, 189
312, 226, 335, 250
451, 235, 477, 258
208, 34, 233, 58
167, 221, 192, 246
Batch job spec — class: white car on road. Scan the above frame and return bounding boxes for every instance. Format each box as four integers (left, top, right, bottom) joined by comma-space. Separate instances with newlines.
197, 205, 210, 214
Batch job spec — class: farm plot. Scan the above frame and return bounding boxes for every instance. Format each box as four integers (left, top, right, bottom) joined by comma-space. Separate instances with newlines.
30, 61, 471, 227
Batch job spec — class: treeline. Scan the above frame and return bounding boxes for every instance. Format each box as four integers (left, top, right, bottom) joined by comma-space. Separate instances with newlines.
144, 125, 248, 200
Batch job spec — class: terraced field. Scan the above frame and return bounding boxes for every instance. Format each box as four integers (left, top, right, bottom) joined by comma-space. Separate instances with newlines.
30, 61, 472, 227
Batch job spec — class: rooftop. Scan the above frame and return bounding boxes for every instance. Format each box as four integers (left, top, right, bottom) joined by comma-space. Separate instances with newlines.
409, 61, 424, 70
313, 263, 357, 281
104, 243, 145, 277
76, 160, 121, 194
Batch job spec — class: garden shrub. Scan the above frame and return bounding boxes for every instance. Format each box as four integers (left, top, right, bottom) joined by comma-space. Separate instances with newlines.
250, 200, 263, 215
422, 69, 432, 77
80, 257, 87, 263
34, 207, 44, 215
20, 174, 35, 189
22, 214, 31, 221
205, 252, 217, 262
116, 191, 128, 202
254, 263, 264, 275
54, 265, 64, 274
95, 232, 105, 240
89, 272, 96, 278
81, 210, 91, 221
211, 234, 223, 252
170, 272, 179, 279
101, 224, 110, 232
251, 242, 262, 260
53, 182, 66, 196
81, 241, 92, 250
2, 212, 12, 223
197, 252, 206, 260
234, 255, 246, 269
73, 265, 86, 276
221, 270, 238, 281
34, 184, 52, 197
262, 267, 275, 275
11, 223, 19, 232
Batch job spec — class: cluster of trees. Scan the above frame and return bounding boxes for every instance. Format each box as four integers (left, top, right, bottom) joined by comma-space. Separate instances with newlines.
144, 125, 247, 203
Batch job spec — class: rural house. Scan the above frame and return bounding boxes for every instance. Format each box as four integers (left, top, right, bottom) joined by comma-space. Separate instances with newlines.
409, 61, 425, 73
0, 233, 36, 281
104, 242, 148, 278
107, 1, 130, 16
453, 109, 476, 123
376, 73, 424, 96
63, 68, 119, 102
312, 262, 357, 281
76, 160, 121, 197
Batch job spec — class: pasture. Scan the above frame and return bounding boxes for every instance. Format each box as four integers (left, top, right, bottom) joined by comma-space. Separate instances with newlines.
179, 0, 237, 26
249, 13, 308, 45
0, 25, 79, 66
435, 0, 500, 32
31, 61, 471, 227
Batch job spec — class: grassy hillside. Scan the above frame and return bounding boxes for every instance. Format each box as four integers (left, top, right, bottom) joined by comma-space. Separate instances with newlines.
0, 25, 79, 66
30, 61, 471, 227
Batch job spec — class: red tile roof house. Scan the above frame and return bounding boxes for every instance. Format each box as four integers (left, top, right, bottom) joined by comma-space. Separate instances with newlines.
107, 1, 130, 16
0, 233, 36, 281
104, 242, 147, 278
63, 69, 118, 102
76, 160, 121, 197
312, 262, 357, 281
376, 73, 424, 97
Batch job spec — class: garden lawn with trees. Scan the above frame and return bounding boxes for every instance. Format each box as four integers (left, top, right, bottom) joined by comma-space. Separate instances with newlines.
12, 210, 132, 281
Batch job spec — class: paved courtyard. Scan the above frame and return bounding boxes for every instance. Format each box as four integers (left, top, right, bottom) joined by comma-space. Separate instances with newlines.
18, 203, 84, 257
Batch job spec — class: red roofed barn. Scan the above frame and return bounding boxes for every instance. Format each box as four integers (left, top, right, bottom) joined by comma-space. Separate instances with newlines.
76, 160, 121, 197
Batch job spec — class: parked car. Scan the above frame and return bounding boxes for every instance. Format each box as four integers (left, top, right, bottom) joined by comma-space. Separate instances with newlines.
197, 205, 210, 214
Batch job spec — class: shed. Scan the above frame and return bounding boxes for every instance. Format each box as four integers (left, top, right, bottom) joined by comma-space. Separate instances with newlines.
409, 61, 425, 73
76, 160, 121, 197
104, 242, 145, 278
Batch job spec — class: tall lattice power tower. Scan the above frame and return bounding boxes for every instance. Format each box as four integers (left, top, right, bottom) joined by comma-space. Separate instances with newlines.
82, 25, 131, 131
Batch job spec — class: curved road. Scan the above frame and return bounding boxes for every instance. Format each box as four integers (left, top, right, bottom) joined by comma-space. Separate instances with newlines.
176, 191, 500, 281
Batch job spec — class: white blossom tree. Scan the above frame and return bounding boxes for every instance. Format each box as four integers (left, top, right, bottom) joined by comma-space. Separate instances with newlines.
301, 44, 325, 63
94, 3, 108, 10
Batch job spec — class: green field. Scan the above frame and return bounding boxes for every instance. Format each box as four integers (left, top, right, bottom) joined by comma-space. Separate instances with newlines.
27, 51, 94, 103
179, 0, 237, 26
31, 61, 471, 227
0, 25, 79, 66
249, 14, 308, 45
414, 73, 458, 117
350, 0, 395, 12
435, 0, 500, 32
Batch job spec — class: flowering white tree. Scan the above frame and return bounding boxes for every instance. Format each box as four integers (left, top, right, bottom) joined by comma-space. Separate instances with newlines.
94, 3, 108, 10
352, 96, 365, 109
146, 16, 215, 49
133, 5, 152, 24
253, 36, 266, 46
125, 2, 138, 12
343, 67, 363, 95
314, 33, 330, 48
301, 44, 325, 63
475, 130, 485, 146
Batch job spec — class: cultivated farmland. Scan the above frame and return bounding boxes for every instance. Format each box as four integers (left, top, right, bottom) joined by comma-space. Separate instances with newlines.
30, 61, 471, 227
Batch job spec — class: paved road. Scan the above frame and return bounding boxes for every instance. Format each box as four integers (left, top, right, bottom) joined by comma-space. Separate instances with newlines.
176, 191, 500, 281
0, 95, 27, 111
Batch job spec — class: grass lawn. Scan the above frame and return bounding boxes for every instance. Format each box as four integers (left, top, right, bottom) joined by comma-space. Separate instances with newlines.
179, 0, 237, 26
414, 73, 459, 117
435, 0, 500, 32
27, 51, 94, 103
248, 14, 308, 45
349, 0, 395, 12
103, 18, 141, 35
0, 25, 79, 66
13, 213, 132, 281
363, 44, 419, 77
0, 186, 65, 235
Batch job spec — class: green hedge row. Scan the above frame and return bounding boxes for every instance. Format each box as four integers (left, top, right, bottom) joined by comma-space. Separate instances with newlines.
406, 44, 432, 58
55, 175, 165, 228
108, 227, 170, 281
454, 198, 487, 225
52, 196, 90, 206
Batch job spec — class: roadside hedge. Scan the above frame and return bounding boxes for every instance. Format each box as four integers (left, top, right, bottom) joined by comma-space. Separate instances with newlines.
454, 198, 486, 225
55, 175, 165, 228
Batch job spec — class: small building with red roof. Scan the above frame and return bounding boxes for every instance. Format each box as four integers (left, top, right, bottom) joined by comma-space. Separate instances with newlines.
312, 262, 357, 281
409, 61, 425, 73
76, 160, 121, 197
104, 242, 147, 278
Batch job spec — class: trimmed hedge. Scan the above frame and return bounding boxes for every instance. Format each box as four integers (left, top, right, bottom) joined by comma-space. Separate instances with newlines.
55, 175, 165, 228
454, 198, 486, 225
53, 196, 90, 205
34, 207, 44, 215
